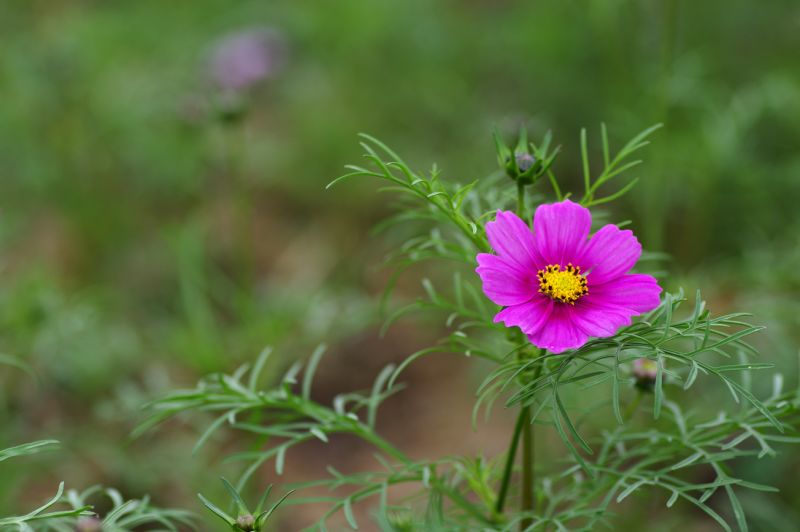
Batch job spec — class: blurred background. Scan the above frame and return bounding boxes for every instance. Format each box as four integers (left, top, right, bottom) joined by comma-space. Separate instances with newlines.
1, 0, 799, 529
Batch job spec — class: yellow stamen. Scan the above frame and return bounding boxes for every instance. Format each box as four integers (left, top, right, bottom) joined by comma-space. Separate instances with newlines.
537, 263, 588, 305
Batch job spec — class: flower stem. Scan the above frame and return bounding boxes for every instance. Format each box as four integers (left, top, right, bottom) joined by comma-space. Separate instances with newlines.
495, 407, 527, 516
519, 361, 542, 531
517, 181, 526, 220
520, 404, 534, 531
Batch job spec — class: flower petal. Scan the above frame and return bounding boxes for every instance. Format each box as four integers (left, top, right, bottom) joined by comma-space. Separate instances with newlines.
485, 210, 545, 271
493, 295, 553, 335
567, 274, 661, 340
587, 273, 662, 313
526, 304, 589, 354
476, 253, 537, 306
570, 298, 638, 338
528, 274, 662, 352
580, 224, 642, 285
533, 200, 592, 266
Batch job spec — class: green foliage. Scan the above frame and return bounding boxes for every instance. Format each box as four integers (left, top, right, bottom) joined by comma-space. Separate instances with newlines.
328, 133, 491, 254
481, 289, 778, 441
140, 345, 409, 490
198, 478, 292, 531
578, 123, 663, 207
0, 439, 91, 531
0, 358, 89, 530
137, 129, 800, 530
0, 482, 93, 531
0, 484, 194, 532
476, 292, 798, 530
0, 354, 190, 532
0, 440, 59, 465
34, 486, 195, 532
0, 440, 192, 532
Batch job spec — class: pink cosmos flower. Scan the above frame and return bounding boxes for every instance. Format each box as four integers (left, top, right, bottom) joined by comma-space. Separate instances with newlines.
476, 199, 662, 353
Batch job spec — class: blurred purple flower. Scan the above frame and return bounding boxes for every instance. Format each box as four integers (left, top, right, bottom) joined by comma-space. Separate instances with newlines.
209, 27, 286, 92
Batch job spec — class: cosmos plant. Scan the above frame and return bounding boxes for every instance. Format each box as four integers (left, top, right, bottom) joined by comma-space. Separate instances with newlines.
4, 125, 800, 530
143, 125, 799, 531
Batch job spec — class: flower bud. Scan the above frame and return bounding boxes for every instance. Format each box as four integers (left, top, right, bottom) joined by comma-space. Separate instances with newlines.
515, 152, 536, 173
494, 128, 547, 185
236, 514, 256, 531
632, 358, 658, 391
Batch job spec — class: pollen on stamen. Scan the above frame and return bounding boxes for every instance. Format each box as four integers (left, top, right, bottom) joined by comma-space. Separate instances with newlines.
537, 263, 589, 305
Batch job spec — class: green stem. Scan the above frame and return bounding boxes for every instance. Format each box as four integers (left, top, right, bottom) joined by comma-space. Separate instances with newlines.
520, 405, 533, 531
495, 408, 527, 515
355, 426, 412, 466
517, 181, 526, 220
419, 188, 489, 252
519, 361, 543, 531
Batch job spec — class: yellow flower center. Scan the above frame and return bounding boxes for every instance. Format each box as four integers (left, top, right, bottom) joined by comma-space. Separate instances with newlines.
537, 263, 588, 305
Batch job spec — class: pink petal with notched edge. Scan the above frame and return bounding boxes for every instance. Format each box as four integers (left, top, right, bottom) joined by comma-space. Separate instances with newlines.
485, 210, 546, 271
526, 304, 588, 354
580, 224, 642, 285
494, 296, 553, 335
590, 273, 662, 313
533, 199, 592, 266
475, 253, 537, 306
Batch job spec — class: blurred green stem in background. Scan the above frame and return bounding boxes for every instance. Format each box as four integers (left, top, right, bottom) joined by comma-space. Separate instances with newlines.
219, 119, 257, 284
625, 390, 643, 422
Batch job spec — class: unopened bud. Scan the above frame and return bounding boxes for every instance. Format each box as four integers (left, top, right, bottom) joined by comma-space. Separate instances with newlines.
632, 358, 658, 391
494, 128, 556, 186
236, 514, 256, 531
515, 152, 536, 173
502, 150, 541, 185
